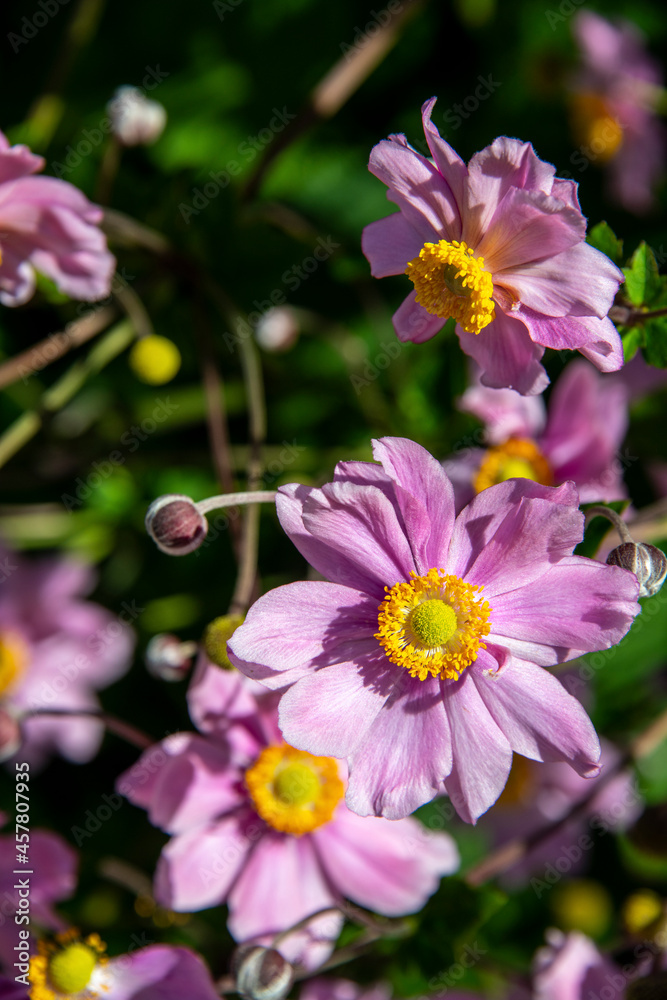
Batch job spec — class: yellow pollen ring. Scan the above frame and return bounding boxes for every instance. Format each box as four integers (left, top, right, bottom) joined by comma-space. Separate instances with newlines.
29, 930, 107, 1000
0, 631, 28, 697
474, 437, 553, 494
245, 744, 344, 836
405, 239, 495, 335
376, 568, 491, 682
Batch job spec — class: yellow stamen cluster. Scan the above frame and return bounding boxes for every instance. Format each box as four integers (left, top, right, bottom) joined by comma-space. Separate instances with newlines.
376, 568, 491, 681
474, 437, 553, 494
29, 930, 107, 1000
245, 744, 344, 836
405, 239, 495, 335
0, 631, 27, 697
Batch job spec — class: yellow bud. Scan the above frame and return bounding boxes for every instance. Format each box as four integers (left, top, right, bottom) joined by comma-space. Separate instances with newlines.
551, 879, 612, 938
203, 615, 245, 670
129, 335, 181, 385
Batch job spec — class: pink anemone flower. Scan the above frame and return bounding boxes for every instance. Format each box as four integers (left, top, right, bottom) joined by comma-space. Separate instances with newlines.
443, 360, 629, 509
571, 11, 665, 215
118, 663, 459, 970
228, 437, 640, 824
0, 547, 135, 767
361, 99, 624, 395
0, 131, 114, 306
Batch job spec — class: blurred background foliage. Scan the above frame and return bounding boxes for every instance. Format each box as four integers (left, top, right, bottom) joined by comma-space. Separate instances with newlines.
1, 0, 667, 992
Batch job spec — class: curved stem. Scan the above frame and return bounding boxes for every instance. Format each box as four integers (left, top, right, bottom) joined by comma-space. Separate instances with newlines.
24, 708, 154, 750
196, 491, 276, 514
584, 504, 634, 544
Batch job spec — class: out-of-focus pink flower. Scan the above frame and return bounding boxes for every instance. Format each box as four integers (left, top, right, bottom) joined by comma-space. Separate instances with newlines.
571, 11, 665, 214
479, 739, 642, 885
300, 978, 391, 1000
443, 360, 629, 509
228, 437, 640, 824
0, 825, 77, 969
0, 132, 114, 306
533, 929, 626, 1000
118, 664, 459, 970
0, 547, 135, 767
361, 99, 624, 395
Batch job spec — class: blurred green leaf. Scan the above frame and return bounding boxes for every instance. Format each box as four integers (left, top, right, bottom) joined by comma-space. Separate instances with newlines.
588, 222, 623, 265
643, 317, 667, 368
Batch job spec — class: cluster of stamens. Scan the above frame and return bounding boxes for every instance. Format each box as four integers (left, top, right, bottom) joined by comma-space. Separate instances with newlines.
405, 239, 495, 334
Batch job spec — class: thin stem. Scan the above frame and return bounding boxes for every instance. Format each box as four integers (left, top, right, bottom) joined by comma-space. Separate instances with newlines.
0, 320, 134, 469
0, 304, 117, 391
584, 504, 633, 544
25, 708, 154, 750
95, 136, 122, 205
113, 283, 154, 340
196, 491, 277, 514
610, 304, 667, 327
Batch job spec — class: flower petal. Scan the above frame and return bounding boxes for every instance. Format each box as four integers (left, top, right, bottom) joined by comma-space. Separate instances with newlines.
314, 805, 459, 914
106, 946, 220, 1000
362, 211, 433, 278
420, 97, 468, 213
345, 675, 453, 819
456, 309, 549, 396
442, 671, 513, 823
393, 289, 447, 344
458, 374, 546, 443
473, 658, 601, 775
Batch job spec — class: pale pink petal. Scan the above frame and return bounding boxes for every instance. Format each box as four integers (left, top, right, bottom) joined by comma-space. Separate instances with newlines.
479, 188, 585, 274
517, 307, 623, 374
0, 133, 44, 183
393, 289, 447, 344
361, 212, 433, 277
345, 676, 453, 819
154, 808, 257, 911
314, 805, 459, 914
227, 833, 335, 941
187, 656, 267, 736
456, 310, 549, 396
458, 378, 546, 443
105, 946, 219, 1000
472, 659, 601, 775
442, 671, 513, 823
420, 97, 468, 214
0, 246, 35, 305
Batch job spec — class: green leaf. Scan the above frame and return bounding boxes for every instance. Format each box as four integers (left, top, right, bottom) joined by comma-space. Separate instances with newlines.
622, 326, 643, 362
622, 242, 661, 307
643, 316, 667, 368
575, 501, 629, 559
587, 221, 623, 264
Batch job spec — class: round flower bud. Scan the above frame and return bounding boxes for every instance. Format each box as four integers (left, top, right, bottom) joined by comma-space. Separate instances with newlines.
107, 86, 167, 146
203, 614, 245, 670
129, 335, 181, 385
606, 542, 667, 598
0, 709, 22, 762
231, 946, 294, 1000
255, 307, 299, 353
145, 634, 194, 682
145, 495, 207, 556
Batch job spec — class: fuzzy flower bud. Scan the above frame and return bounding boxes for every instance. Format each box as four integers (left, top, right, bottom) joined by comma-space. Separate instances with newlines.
0, 709, 22, 762
107, 86, 167, 146
145, 634, 195, 681
231, 945, 294, 1000
606, 542, 667, 597
203, 614, 245, 670
255, 307, 299, 353
145, 495, 207, 556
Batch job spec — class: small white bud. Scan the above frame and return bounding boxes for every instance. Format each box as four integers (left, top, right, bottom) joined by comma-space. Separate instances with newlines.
231, 945, 294, 1000
607, 542, 667, 598
145, 494, 208, 556
255, 307, 299, 353
108, 86, 166, 146
145, 634, 194, 682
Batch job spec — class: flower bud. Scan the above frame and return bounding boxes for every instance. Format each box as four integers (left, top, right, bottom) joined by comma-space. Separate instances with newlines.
145, 634, 194, 682
0, 709, 22, 762
606, 542, 667, 597
145, 495, 207, 556
231, 945, 294, 1000
202, 614, 245, 670
255, 307, 299, 353
107, 86, 167, 146
129, 335, 181, 385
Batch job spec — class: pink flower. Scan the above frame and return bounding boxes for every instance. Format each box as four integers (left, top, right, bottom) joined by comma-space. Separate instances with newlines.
118, 664, 459, 969
361, 99, 624, 395
0, 132, 114, 306
300, 979, 391, 1000
228, 437, 640, 823
532, 930, 623, 1000
479, 739, 641, 885
572, 12, 665, 215
0, 547, 135, 767
443, 360, 629, 509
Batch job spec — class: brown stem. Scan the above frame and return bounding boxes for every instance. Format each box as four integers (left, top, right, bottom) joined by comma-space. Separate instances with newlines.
25, 708, 154, 750
609, 304, 667, 326
0, 304, 117, 391
466, 704, 667, 887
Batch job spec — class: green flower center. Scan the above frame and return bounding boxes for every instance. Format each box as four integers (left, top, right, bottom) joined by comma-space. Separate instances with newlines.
409, 599, 458, 648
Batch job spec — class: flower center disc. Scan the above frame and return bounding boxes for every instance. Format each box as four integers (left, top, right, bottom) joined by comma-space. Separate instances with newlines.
245, 745, 344, 836
474, 438, 553, 493
29, 931, 107, 1000
376, 568, 491, 681
49, 943, 97, 994
0, 631, 27, 697
405, 239, 495, 335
